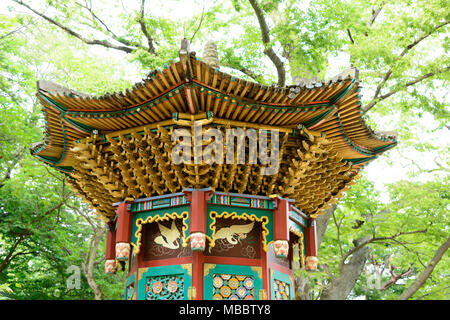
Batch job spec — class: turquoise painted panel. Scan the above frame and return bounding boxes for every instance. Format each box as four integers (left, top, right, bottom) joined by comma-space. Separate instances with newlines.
270, 269, 294, 300
289, 209, 308, 228
131, 205, 190, 247
124, 273, 136, 300
137, 265, 192, 300
204, 264, 263, 300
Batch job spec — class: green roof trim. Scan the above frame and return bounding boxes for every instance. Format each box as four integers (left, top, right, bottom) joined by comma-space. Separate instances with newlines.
303, 106, 334, 128
329, 79, 356, 104
335, 113, 374, 157
54, 124, 68, 165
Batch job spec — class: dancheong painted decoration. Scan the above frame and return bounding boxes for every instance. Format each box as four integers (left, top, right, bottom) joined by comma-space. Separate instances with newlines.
31, 39, 397, 300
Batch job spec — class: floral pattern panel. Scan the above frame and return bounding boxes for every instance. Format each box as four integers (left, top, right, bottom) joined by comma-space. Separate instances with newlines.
145, 274, 184, 300
273, 279, 290, 300
212, 274, 254, 300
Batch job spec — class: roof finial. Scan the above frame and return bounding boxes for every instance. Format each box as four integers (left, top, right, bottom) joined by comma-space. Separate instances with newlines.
202, 39, 220, 69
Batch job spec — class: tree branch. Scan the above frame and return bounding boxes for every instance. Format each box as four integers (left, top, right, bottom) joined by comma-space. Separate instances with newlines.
248, 0, 286, 87
12, 0, 136, 53
190, 1, 206, 42
398, 236, 450, 300
398, 150, 449, 174
362, 20, 450, 114
74, 1, 136, 48
0, 236, 25, 274
332, 212, 344, 258
339, 229, 428, 270
347, 28, 355, 44
220, 61, 263, 82
138, 0, 156, 54
363, 65, 449, 114
382, 264, 414, 290
321, 236, 371, 300
368, 6, 383, 27
0, 147, 27, 189
0, 25, 27, 41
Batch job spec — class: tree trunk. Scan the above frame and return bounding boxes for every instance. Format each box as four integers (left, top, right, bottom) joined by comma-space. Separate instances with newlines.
315, 205, 336, 247
398, 236, 450, 300
320, 237, 371, 300
294, 274, 311, 300
81, 224, 104, 300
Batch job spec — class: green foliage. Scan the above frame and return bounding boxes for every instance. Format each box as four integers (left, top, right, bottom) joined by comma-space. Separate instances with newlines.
0, 11, 128, 300
318, 176, 449, 300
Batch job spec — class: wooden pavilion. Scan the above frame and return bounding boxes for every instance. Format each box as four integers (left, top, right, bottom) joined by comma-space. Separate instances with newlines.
31, 40, 397, 300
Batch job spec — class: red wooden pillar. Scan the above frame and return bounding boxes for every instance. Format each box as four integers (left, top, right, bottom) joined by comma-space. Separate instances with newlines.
305, 218, 318, 271
106, 226, 116, 260
189, 191, 210, 234
105, 223, 117, 274
115, 202, 133, 262
185, 189, 212, 300
272, 196, 292, 258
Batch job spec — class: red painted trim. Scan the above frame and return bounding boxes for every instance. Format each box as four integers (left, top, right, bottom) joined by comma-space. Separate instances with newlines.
139, 256, 193, 268
184, 85, 197, 114
307, 107, 337, 130
186, 190, 212, 299
332, 114, 375, 157
43, 103, 90, 134
267, 261, 293, 276
203, 256, 261, 266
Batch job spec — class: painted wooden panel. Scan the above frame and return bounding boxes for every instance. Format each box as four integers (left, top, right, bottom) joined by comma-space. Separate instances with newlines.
206, 204, 273, 252
289, 207, 308, 228
269, 269, 294, 300
137, 264, 192, 300
209, 193, 275, 210
124, 272, 137, 300
141, 218, 192, 261
131, 194, 188, 212
204, 217, 262, 259
131, 205, 190, 253
203, 264, 263, 300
